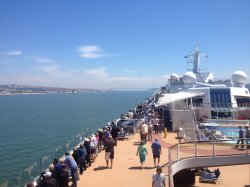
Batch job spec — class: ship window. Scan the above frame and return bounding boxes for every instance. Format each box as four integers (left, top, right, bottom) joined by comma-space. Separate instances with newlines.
210, 88, 231, 108
235, 97, 250, 107
192, 97, 203, 107
211, 111, 231, 119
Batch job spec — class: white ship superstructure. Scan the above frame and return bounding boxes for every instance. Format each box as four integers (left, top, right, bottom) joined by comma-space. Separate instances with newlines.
156, 46, 250, 140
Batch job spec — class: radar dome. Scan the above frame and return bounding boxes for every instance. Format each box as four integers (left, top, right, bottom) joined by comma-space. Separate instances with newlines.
232, 71, 247, 84
170, 73, 179, 81
182, 72, 196, 84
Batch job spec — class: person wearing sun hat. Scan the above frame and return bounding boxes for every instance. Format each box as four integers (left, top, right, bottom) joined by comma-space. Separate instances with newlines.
38, 171, 58, 187
84, 137, 91, 167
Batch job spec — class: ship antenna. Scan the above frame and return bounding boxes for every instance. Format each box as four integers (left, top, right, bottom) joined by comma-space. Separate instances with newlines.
185, 45, 207, 73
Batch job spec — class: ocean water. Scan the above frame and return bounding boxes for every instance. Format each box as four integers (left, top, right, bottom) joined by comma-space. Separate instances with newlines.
0, 90, 154, 186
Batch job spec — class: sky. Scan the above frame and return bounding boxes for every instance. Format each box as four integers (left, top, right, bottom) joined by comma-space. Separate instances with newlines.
0, 0, 250, 89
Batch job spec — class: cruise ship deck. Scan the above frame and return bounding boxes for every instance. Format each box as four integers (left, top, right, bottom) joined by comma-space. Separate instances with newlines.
77, 132, 250, 187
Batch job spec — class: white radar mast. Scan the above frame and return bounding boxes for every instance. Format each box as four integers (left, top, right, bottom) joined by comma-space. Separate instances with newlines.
185, 45, 209, 82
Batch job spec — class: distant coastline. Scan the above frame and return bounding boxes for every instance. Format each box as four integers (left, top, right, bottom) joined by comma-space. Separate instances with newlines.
1, 83, 249, 96
0, 84, 159, 95
0, 84, 104, 95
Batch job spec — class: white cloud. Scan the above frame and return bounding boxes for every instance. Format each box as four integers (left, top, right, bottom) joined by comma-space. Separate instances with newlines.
31, 56, 61, 74
124, 69, 135, 73
37, 64, 60, 73
81, 68, 169, 89
32, 57, 55, 64
69, 69, 80, 73
77, 45, 110, 59
0, 50, 23, 56
159, 74, 170, 80
84, 68, 108, 78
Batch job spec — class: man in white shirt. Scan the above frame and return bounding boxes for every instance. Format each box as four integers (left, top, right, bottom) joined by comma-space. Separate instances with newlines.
141, 122, 148, 144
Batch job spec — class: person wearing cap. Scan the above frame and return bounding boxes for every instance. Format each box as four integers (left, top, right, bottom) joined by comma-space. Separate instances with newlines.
152, 166, 165, 187
84, 137, 92, 167
37, 171, 58, 187
103, 128, 111, 140
104, 135, 116, 169
90, 135, 97, 163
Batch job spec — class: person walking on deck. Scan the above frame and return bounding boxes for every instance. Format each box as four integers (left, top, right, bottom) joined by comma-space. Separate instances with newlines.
235, 126, 244, 149
141, 121, 148, 144
151, 137, 162, 167
163, 126, 168, 138
152, 166, 166, 187
104, 135, 116, 169
136, 141, 148, 169
148, 122, 153, 141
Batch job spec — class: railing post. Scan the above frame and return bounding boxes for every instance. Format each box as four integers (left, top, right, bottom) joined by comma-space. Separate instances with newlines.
195, 142, 197, 158
177, 144, 180, 160
212, 141, 215, 157
39, 158, 42, 175
168, 147, 174, 187
246, 139, 249, 156
23, 168, 25, 187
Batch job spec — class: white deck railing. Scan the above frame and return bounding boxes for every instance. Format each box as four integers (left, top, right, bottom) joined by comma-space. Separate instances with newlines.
168, 140, 250, 187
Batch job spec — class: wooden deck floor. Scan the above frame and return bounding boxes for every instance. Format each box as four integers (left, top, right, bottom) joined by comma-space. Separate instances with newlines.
76, 132, 250, 187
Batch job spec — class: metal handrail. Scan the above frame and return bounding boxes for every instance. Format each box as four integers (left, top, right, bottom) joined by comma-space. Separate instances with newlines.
168, 139, 250, 187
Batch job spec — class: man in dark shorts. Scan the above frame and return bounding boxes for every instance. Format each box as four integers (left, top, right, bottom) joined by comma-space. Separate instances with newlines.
151, 137, 162, 167
104, 135, 116, 169
235, 126, 244, 149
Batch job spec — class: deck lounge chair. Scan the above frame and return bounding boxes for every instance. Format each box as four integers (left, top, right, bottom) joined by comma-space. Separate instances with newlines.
199, 171, 219, 183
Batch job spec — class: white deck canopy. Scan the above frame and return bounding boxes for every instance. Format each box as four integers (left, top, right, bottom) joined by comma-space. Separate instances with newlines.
156, 91, 204, 107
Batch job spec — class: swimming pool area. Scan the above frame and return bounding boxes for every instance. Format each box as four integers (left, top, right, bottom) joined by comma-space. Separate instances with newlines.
201, 122, 249, 143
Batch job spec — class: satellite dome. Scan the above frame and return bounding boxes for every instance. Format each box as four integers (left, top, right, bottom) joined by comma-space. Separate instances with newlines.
232, 71, 247, 84
182, 72, 196, 84
170, 73, 179, 81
